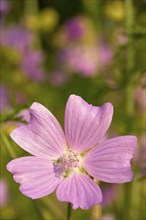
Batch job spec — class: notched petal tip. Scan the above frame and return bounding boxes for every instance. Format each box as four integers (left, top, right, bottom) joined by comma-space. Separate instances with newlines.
123, 135, 138, 153
65, 95, 114, 154
83, 135, 138, 184
68, 94, 76, 99
68, 94, 80, 99
131, 135, 138, 148
67, 94, 87, 105
129, 135, 138, 160
30, 102, 45, 112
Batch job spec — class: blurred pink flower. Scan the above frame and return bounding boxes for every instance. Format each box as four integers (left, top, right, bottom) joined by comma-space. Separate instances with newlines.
101, 185, 117, 208
57, 41, 113, 77
100, 214, 115, 220
117, 34, 128, 45
22, 51, 46, 81
99, 42, 113, 66
0, 84, 10, 112
15, 92, 27, 106
0, 0, 11, 25
7, 95, 137, 209
58, 46, 99, 76
65, 17, 86, 40
0, 0, 11, 14
0, 84, 27, 114
1, 26, 46, 81
1, 26, 32, 52
0, 179, 9, 207
49, 71, 69, 86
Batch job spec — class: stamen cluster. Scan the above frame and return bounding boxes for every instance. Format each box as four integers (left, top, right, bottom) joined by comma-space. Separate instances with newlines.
62, 149, 80, 171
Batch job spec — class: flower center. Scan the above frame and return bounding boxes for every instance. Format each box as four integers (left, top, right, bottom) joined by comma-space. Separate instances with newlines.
62, 149, 80, 171
53, 149, 80, 178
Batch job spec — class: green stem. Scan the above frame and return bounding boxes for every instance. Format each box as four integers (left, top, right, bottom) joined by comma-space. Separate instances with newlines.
125, 83, 134, 121
83, 0, 102, 30
67, 203, 72, 220
0, 106, 28, 123
92, 205, 101, 220
0, 110, 21, 123
24, 0, 41, 48
24, 0, 39, 15
126, 0, 134, 73
33, 200, 44, 220
123, 182, 133, 220
125, 0, 135, 120
1, 131, 16, 159
123, 0, 134, 220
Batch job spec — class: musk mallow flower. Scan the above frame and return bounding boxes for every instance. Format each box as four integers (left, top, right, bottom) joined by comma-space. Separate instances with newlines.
7, 95, 137, 210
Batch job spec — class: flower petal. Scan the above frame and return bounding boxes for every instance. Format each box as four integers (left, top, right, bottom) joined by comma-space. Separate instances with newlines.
7, 156, 62, 199
65, 95, 113, 153
10, 102, 66, 159
56, 171, 102, 210
82, 136, 137, 183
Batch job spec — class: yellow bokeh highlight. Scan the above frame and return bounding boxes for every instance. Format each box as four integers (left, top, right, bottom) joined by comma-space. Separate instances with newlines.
40, 8, 59, 31
25, 8, 59, 32
25, 15, 40, 31
2, 46, 22, 65
105, 1, 125, 21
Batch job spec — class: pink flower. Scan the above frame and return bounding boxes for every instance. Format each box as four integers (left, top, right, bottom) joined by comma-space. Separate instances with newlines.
7, 95, 137, 210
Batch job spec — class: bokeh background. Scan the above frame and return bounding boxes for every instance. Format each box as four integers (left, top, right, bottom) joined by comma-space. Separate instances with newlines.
0, 0, 145, 219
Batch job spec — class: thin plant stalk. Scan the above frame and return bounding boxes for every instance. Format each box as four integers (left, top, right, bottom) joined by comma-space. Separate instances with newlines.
1, 130, 16, 159
123, 0, 135, 220
67, 203, 72, 220
33, 200, 45, 220
24, 0, 41, 48
125, 0, 135, 119
24, 0, 39, 16
92, 179, 101, 220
